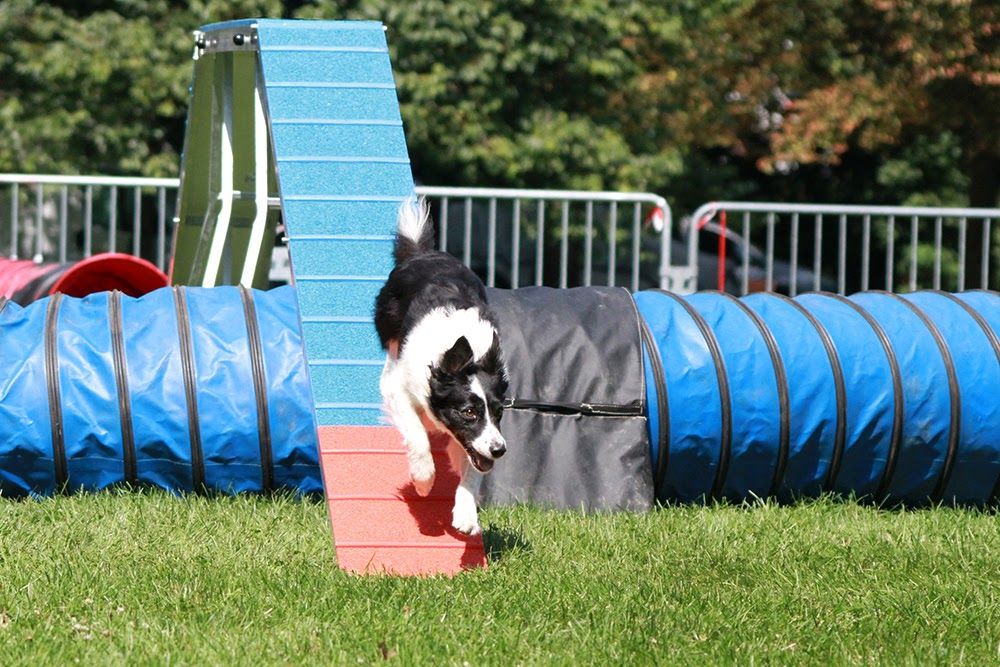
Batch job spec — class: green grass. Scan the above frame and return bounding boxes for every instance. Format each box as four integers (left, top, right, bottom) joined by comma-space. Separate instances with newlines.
1, 492, 998, 665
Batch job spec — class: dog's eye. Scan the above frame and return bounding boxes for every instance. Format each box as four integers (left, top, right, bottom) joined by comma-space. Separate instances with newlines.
461, 407, 478, 421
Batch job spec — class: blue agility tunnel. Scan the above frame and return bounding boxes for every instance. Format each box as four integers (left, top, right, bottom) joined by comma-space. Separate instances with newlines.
0, 286, 320, 497
636, 289, 1000, 506
1, 280, 996, 508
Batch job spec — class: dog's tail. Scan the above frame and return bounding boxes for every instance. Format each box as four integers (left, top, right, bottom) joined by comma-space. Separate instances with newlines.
394, 195, 436, 264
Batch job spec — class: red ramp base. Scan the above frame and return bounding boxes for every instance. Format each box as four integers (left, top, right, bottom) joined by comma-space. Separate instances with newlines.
320, 426, 487, 576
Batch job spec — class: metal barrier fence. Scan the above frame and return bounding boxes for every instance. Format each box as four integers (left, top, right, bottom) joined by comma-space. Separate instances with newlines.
0, 174, 674, 290
0, 174, 177, 269
416, 187, 672, 291
689, 202, 1000, 295
6, 174, 996, 295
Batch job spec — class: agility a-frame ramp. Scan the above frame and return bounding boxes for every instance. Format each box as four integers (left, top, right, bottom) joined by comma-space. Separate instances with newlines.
172, 18, 486, 576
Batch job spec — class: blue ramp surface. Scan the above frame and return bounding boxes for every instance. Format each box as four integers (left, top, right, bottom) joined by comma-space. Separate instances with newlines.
256, 19, 413, 428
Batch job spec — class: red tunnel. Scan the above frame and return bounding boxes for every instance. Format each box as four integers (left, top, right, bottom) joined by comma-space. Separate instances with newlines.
0, 253, 169, 305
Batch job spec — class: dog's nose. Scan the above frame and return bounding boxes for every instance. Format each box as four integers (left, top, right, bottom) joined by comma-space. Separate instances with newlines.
490, 441, 506, 458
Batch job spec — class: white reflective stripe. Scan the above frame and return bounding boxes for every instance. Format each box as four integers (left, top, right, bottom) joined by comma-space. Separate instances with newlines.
33, 183, 43, 263
202, 61, 235, 288
240, 72, 270, 287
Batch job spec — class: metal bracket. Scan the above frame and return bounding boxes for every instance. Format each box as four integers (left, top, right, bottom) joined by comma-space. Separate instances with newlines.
662, 265, 697, 294
193, 26, 259, 60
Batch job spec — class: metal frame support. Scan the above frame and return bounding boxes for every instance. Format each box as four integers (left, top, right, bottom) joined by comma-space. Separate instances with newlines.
172, 21, 279, 289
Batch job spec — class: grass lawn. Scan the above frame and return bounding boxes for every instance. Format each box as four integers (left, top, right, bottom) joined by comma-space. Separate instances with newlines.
1, 491, 998, 665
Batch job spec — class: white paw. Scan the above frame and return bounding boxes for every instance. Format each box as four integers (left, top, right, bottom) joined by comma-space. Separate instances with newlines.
409, 456, 436, 496
451, 504, 481, 536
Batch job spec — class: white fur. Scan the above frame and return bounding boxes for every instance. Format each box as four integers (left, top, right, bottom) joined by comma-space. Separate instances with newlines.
392, 306, 497, 412
380, 308, 500, 535
396, 195, 430, 247
377, 200, 506, 536
448, 439, 481, 535
380, 357, 436, 495
468, 376, 504, 459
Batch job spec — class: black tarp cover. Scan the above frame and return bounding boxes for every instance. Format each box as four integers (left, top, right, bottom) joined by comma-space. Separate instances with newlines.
475, 287, 654, 511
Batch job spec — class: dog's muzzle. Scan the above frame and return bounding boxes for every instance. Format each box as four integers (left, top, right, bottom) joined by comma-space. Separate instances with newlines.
466, 438, 506, 473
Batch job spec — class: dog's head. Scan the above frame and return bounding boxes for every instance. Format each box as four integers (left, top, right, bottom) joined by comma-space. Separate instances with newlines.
428, 332, 508, 473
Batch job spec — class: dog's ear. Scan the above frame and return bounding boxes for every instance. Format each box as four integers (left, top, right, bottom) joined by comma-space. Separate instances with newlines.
440, 335, 474, 375
480, 331, 509, 397
479, 331, 504, 375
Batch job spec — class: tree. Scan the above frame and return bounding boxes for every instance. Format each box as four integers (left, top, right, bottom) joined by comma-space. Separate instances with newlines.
0, 0, 292, 176
2, 1, 995, 221
657, 0, 998, 283
666, 1, 997, 198
297, 0, 690, 192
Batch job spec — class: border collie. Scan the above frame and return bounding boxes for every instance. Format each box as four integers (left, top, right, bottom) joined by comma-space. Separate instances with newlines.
374, 197, 508, 535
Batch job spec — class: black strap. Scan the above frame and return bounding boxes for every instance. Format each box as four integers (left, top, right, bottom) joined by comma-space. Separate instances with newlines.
879, 292, 961, 503
44, 293, 68, 491
653, 290, 731, 501
637, 315, 670, 496
715, 292, 790, 498
0, 296, 8, 313
173, 286, 205, 492
503, 398, 643, 416
109, 291, 138, 486
820, 293, 904, 502
771, 294, 847, 493
240, 286, 274, 493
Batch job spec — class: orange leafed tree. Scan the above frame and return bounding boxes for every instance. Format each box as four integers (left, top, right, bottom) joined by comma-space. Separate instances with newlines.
670, 0, 998, 204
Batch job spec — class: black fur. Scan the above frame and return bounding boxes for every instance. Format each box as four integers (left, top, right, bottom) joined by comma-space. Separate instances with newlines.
374, 249, 497, 350
374, 206, 509, 471
392, 210, 436, 264
428, 336, 508, 470
476, 332, 509, 422
428, 334, 508, 429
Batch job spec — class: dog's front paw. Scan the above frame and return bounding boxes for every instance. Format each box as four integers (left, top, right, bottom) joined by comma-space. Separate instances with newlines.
408, 457, 436, 496
451, 504, 481, 536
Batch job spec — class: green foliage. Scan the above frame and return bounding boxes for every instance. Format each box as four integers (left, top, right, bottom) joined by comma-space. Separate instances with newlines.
298, 0, 688, 190
873, 132, 987, 290
0, 0, 995, 216
666, 0, 999, 208
877, 132, 969, 208
0, 0, 290, 176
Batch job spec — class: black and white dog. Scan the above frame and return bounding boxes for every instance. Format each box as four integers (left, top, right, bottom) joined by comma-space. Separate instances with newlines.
374, 197, 508, 535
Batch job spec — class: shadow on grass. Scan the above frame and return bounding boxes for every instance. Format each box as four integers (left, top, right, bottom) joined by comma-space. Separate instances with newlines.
482, 524, 532, 564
